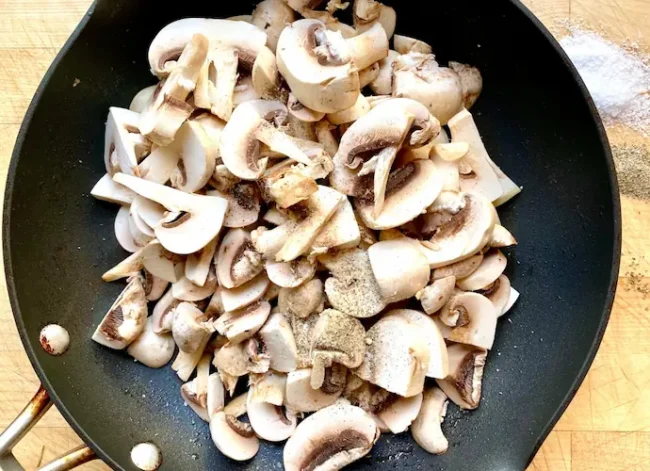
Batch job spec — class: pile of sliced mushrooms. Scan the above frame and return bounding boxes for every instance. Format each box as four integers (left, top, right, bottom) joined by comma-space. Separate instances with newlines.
90, 0, 521, 468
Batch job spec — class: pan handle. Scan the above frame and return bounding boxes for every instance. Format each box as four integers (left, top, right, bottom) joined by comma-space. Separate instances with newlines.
0, 386, 97, 471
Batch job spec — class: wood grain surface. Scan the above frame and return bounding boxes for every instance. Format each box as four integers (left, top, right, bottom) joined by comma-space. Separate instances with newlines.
0, 1, 648, 470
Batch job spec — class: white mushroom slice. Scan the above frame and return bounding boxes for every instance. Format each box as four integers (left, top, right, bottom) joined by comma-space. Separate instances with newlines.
394, 35, 432, 54
251, 224, 293, 260
444, 292, 497, 349
115, 206, 140, 253
224, 393, 248, 417
310, 198, 360, 255
314, 120, 339, 157
290, 312, 320, 369
252, 46, 283, 100
92, 174, 136, 205
435, 344, 486, 410
141, 241, 185, 283
251, 0, 296, 52
131, 196, 166, 230
105, 107, 142, 176
456, 250, 507, 291
143, 270, 169, 302
288, 93, 326, 123
172, 333, 211, 381
310, 309, 366, 389
411, 387, 449, 454
92, 276, 147, 350
151, 290, 179, 334
172, 269, 218, 302
276, 19, 359, 113
168, 121, 217, 193
128, 206, 155, 248
353, 0, 396, 38
482, 274, 512, 315
209, 412, 260, 462
327, 94, 371, 125
345, 22, 389, 71
221, 272, 270, 312
140, 35, 208, 146
367, 240, 430, 303
376, 393, 423, 434
277, 279, 325, 319
214, 338, 271, 377
172, 302, 213, 353
319, 248, 385, 318
343, 375, 393, 415
435, 142, 470, 162
220, 100, 314, 180
284, 402, 380, 471
418, 276, 456, 314
419, 192, 496, 268
432, 254, 484, 281
392, 53, 463, 125
113, 174, 228, 255
354, 315, 429, 397
300, 8, 357, 39
449, 61, 483, 109
208, 183, 261, 228
358, 62, 380, 88
127, 317, 175, 368
216, 229, 264, 289
502, 286, 520, 317
233, 76, 259, 106
275, 186, 345, 262
285, 369, 342, 412
385, 309, 449, 380
266, 257, 316, 288
214, 301, 271, 344
259, 161, 318, 209
137, 146, 180, 184
207, 373, 226, 419
369, 49, 399, 95
247, 393, 297, 442
198, 49, 239, 121
130, 85, 158, 113
262, 207, 288, 226
185, 237, 218, 287
490, 224, 518, 248
355, 160, 443, 230
448, 109, 506, 203
181, 375, 209, 422
258, 312, 298, 372
148, 18, 267, 77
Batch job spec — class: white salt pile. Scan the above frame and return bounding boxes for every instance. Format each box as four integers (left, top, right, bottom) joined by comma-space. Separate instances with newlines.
560, 27, 650, 133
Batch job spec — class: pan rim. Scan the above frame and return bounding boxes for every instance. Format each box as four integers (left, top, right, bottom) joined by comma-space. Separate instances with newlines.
2, 1, 622, 470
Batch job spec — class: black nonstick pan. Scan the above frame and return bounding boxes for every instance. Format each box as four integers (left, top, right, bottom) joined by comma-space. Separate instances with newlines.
2, 0, 621, 470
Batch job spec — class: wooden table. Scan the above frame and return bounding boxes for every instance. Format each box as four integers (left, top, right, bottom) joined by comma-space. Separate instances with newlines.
0, 1, 648, 470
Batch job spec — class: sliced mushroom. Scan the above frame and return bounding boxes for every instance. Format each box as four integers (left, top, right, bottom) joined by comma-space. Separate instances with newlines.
221, 272, 270, 312
290, 312, 320, 368
489, 224, 518, 248
301, 8, 357, 39
233, 75, 260, 106
249, 371, 286, 406
384, 309, 449, 380
418, 276, 456, 314
220, 100, 315, 180
92, 174, 136, 205
277, 279, 325, 319
310, 309, 366, 389
127, 317, 175, 368
319, 248, 386, 318
214, 301, 271, 344
262, 207, 289, 226
481, 274, 512, 315
265, 257, 316, 288
326, 94, 371, 125
172, 332, 212, 381
205, 288, 225, 319
367, 239, 430, 303
394, 35, 432, 55
216, 229, 264, 289
283, 401, 380, 471
171, 302, 213, 353
137, 146, 181, 184
128, 204, 155, 248
113, 174, 228, 255
181, 358, 210, 421
129, 85, 158, 113
353, 0, 396, 39
369, 49, 399, 95
343, 375, 393, 416
194, 49, 239, 121
502, 286, 520, 317
252, 46, 284, 100
288, 93, 326, 123
148, 18, 266, 77
104, 107, 142, 176
411, 387, 449, 454
456, 249, 507, 291
432, 253, 483, 280
168, 120, 217, 193
434, 142, 470, 162
185, 237, 218, 287
358, 62, 380, 88
314, 120, 339, 157
172, 268, 218, 302
251, 0, 296, 51
213, 339, 270, 377
345, 23, 389, 71
276, 19, 359, 113
252, 224, 294, 260
114, 206, 140, 253
354, 315, 429, 397
449, 61, 483, 109
442, 292, 497, 349
247, 389, 297, 442
376, 393, 423, 434
275, 186, 345, 262
285, 368, 342, 412
224, 392, 248, 417
92, 276, 147, 350
258, 312, 299, 372
208, 183, 261, 228
143, 269, 169, 302
419, 192, 496, 268
435, 343, 486, 410
259, 160, 318, 209
151, 290, 179, 333
207, 373, 226, 419
210, 412, 260, 462
310, 197, 361, 255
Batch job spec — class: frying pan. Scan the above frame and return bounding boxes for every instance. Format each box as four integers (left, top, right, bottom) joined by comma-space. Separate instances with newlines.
0, 0, 621, 470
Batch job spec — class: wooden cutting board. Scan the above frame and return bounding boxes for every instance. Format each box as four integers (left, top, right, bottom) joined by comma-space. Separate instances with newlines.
0, 1, 648, 470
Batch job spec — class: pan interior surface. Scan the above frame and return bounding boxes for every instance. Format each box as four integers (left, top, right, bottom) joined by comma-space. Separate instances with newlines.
4, 1, 619, 470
